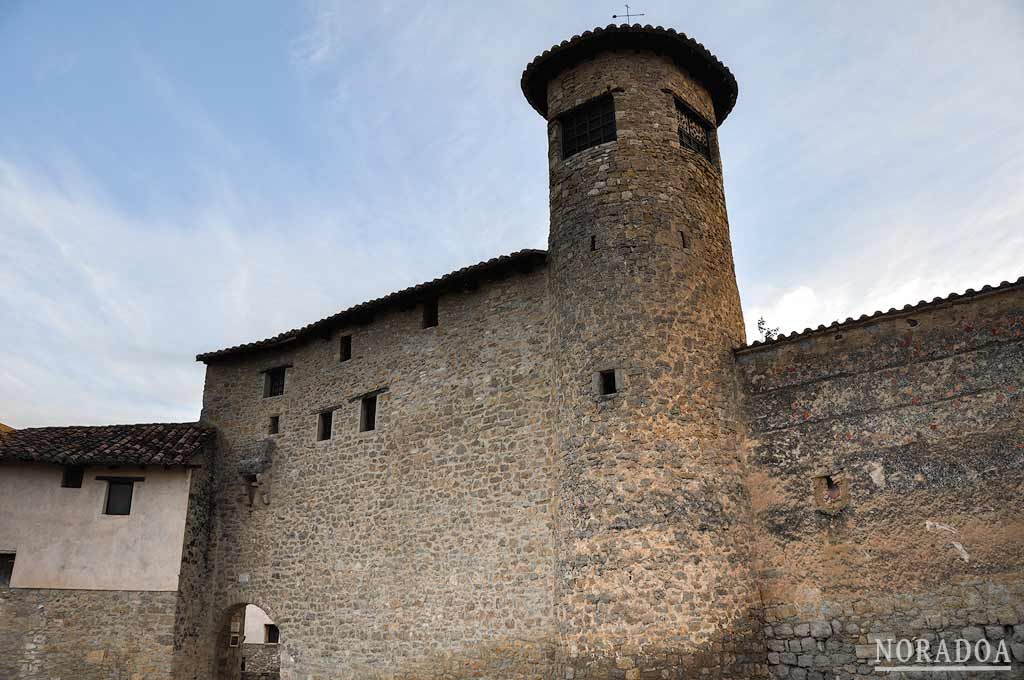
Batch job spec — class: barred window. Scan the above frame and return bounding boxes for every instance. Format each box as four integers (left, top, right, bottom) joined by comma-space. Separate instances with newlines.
263, 366, 286, 398
561, 95, 616, 159
675, 98, 713, 162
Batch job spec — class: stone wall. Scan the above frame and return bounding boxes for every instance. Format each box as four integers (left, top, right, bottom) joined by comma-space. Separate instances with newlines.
199, 268, 558, 678
543, 48, 764, 678
172, 453, 219, 679
242, 642, 280, 679
0, 588, 178, 679
736, 286, 1024, 678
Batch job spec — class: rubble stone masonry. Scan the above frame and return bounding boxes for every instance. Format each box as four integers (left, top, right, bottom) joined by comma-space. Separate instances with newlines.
543, 49, 763, 678
199, 269, 558, 679
0, 588, 179, 679
736, 286, 1024, 679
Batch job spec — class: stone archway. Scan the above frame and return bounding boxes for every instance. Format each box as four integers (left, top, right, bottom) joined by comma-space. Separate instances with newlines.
215, 603, 281, 680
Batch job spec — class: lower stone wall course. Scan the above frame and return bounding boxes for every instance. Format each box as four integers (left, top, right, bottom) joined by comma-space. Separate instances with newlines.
763, 581, 1024, 680
0, 588, 178, 679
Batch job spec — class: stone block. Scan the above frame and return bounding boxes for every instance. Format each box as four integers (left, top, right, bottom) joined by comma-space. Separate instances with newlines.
985, 625, 1006, 640
811, 621, 832, 639
961, 626, 985, 641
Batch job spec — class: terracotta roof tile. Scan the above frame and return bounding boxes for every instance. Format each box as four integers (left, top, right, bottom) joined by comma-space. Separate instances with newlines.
521, 24, 738, 124
736, 275, 1024, 353
197, 249, 548, 363
0, 422, 213, 466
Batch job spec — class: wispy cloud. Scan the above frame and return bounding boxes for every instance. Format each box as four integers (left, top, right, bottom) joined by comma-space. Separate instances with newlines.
0, 1, 1021, 425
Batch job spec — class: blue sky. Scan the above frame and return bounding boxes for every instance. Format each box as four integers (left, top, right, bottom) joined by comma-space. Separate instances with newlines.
2, 1, 1022, 427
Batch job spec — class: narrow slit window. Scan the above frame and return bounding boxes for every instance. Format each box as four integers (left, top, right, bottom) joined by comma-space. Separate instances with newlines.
317, 410, 333, 441
599, 370, 618, 395
360, 394, 377, 432
561, 95, 617, 159
679, 230, 690, 249
103, 479, 136, 515
268, 415, 280, 435
422, 299, 439, 329
339, 334, 352, 362
263, 367, 286, 398
265, 624, 280, 644
0, 553, 14, 587
61, 465, 85, 488
590, 235, 597, 251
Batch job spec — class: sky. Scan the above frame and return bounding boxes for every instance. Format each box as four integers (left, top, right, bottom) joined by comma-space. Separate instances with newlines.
1, 1, 1022, 428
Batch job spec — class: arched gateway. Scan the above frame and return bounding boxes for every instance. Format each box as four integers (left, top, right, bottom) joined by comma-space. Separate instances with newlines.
215, 603, 282, 680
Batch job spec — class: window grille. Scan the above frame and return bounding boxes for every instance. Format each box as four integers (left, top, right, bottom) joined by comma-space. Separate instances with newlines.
561, 96, 617, 159
263, 367, 286, 398
675, 98, 713, 162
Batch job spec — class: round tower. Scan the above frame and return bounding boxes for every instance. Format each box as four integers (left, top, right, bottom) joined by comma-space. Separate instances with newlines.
522, 25, 764, 678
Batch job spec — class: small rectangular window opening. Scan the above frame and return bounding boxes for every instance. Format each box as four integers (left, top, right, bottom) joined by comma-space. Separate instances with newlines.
265, 624, 280, 644
263, 367, 286, 398
599, 370, 618, 395
268, 415, 280, 435
422, 299, 439, 329
824, 475, 840, 500
679, 230, 690, 249
339, 334, 352, 362
104, 479, 135, 515
0, 553, 14, 588
590, 235, 597, 251
61, 465, 85, 488
317, 410, 333, 441
360, 395, 377, 432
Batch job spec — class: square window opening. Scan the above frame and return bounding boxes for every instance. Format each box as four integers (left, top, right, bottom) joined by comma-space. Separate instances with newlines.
422, 299, 439, 329
599, 370, 618, 395
561, 95, 617, 159
104, 479, 135, 515
61, 465, 85, 488
339, 335, 352, 362
360, 395, 377, 432
0, 553, 14, 588
317, 410, 333, 441
263, 367, 286, 398
265, 624, 280, 644
268, 415, 280, 435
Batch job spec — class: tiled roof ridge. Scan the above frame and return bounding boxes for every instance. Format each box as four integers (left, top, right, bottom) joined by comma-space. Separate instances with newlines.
736, 275, 1024, 353
521, 24, 738, 123
197, 249, 548, 363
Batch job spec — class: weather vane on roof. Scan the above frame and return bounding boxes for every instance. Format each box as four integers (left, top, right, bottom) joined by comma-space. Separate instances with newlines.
612, 3, 645, 23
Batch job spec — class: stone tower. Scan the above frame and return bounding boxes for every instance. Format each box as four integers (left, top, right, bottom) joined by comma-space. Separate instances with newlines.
522, 25, 765, 678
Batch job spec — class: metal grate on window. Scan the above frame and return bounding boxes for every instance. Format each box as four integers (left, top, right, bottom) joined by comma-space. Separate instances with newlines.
675, 98, 713, 162
561, 95, 617, 159
263, 367, 286, 398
